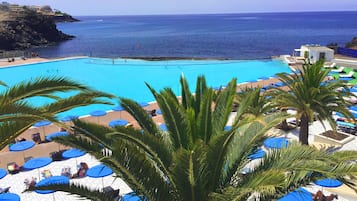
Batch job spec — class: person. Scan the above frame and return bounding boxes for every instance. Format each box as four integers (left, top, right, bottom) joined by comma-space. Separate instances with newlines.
72, 162, 88, 178
148, 109, 156, 117
0, 186, 10, 193
24, 177, 37, 189
312, 190, 325, 201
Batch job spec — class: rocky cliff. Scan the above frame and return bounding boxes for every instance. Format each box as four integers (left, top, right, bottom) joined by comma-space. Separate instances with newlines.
0, 5, 75, 51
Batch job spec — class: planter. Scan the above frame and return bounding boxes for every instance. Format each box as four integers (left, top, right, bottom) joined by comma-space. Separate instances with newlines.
314, 130, 355, 146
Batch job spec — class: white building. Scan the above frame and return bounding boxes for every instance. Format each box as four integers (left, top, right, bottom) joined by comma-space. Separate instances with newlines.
295, 45, 334, 64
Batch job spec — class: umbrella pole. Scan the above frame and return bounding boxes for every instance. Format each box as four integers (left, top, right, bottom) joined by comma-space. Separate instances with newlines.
102, 177, 104, 189
38, 168, 41, 180
53, 193, 55, 201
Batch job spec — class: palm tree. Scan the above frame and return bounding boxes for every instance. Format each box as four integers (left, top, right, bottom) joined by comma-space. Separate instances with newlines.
49, 75, 357, 201
0, 76, 115, 150
270, 60, 353, 145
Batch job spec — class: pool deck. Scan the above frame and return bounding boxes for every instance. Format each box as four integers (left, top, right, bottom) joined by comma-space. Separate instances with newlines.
2, 56, 357, 200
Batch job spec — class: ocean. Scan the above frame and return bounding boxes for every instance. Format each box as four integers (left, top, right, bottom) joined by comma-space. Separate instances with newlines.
32, 12, 357, 59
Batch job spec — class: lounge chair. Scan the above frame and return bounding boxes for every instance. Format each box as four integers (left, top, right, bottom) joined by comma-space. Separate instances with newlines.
331, 66, 344, 73
0, 186, 10, 194
324, 62, 337, 68
339, 71, 355, 78
7, 162, 20, 174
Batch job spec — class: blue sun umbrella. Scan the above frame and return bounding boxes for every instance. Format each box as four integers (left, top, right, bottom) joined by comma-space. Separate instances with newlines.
112, 105, 124, 111
108, 119, 129, 127
34, 120, 52, 127
159, 124, 167, 131
224, 126, 232, 131
0, 168, 7, 179
122, 192, 148, 201
350, 88, 357, 93
9, 140, 35, 160
264, 137, 289, 149
23, 157, 52, 179
45, 131, 69, 151
314, 178, 343, 188
34, 120, 52, 138
35, 175, 70, 201
90, 110, 107, 123
112, 105, 125, 117
0, 193, 20, 201
248, 148, 266, 160
139, 102, 149, 107
350, 106, 357, 111
9, 141, 35, 151
86, 164, 113, 188
35, 176, 70, 194
62, 148, 86, 167
60, 115, 79, 122
45, 131, 69, 142
278, 188, 312, 201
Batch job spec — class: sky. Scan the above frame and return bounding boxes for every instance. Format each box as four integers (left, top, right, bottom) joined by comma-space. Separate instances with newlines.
7, 0, 357, 16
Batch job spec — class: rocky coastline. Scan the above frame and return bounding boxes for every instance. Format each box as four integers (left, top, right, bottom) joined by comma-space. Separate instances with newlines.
0, 3, 77, 51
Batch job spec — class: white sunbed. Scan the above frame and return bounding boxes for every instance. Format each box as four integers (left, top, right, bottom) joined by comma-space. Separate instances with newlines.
331, 66, 345, 73
339, 71, 354, 78
324, 62, 336, 68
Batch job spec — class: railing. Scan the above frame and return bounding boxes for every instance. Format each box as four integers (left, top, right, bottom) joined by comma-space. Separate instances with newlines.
0, 50, 26, 59
337, 47, 357, 58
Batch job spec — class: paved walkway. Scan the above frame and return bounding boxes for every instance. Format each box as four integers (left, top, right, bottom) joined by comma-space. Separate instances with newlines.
0, 153, 132, 201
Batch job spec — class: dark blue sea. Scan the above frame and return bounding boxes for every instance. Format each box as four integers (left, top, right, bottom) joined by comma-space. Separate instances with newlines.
33, 12, 357, 59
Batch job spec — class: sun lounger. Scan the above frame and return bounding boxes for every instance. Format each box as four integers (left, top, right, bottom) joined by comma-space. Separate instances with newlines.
324, 62, 337, 68
339, 71, 354, 78
331, 66, 344, 73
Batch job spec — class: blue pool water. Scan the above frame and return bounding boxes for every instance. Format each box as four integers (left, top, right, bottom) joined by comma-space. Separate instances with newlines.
0, 58, 290, 117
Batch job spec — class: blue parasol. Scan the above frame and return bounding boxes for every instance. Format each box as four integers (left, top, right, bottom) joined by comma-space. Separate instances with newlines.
35, 176, 70, 194
0, 193, 20, 201
34, 120, 52, 139
138, 102, 149, 107
45, 131, 69, 142
350, 106, 357, 111
62, 148, 86, 159
45, 131, 69, 151
108, 119, 129, 127
278, 188, 312, 201
62, 148, 86, 167
34, 120, 52, 127
9, 141, 35, 152
60, 115, 79, 122
159, 124, 167, 131
122, 192, 147, 201
224, 126, 232, 131
0, 168, 7, 179
112, 105, 125, 118
90, 110, 107, 123
264, 137, 289, 149
9, 140, 35, 160
86, 164, 113, 188
314, 178, 343, 188
350, 88, 357, 93
23, 157, 52, 179
248, 148, 266, 160
112, 105, 124, 111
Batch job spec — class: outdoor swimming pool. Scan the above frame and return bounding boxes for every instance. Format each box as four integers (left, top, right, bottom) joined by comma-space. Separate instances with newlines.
0, 57, 290, 117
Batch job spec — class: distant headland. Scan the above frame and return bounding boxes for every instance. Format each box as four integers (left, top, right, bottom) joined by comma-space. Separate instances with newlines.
0, 2, 78, 51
